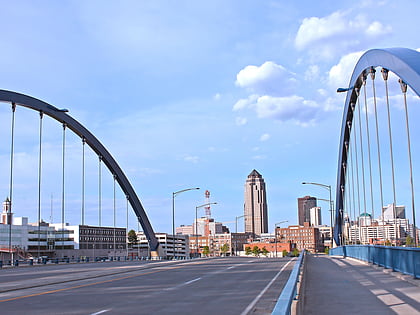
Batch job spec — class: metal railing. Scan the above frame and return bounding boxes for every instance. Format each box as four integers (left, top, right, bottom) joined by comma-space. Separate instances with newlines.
272, 250, 306, 315
330, 245, 419, 278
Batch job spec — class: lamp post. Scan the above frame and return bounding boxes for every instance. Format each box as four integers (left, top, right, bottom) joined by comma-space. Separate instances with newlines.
234, 215, 245, 256
302, 182, 333, 247
195, 202, 217, 257
274, 221, 288, 257
172, 187, 200, 259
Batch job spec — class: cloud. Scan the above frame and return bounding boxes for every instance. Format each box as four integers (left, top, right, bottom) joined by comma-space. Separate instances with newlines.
213, 93, 221, 101
235, 61, 297, 95
183, 155, 199, 164
260, 133, 270, 141
328, 51, 364, 89
235, 117, 248, 126
236, 94, 319, 126
295, 11, 392, 60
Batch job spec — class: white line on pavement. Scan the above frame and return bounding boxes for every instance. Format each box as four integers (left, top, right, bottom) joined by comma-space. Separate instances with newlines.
240, 259, 294, 315
90, 310, 109, 315
184, 277, 202, 285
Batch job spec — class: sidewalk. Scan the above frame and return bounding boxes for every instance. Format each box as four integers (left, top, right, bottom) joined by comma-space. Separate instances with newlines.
302, 254, 420, 314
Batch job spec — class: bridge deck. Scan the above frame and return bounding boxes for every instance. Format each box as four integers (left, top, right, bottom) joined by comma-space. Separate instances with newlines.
302, 254, 420, 314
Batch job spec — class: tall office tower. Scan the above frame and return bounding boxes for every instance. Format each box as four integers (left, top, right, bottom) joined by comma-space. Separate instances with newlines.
298, 196, 317, 226
310, 206, 322, 226
244, 169, 268, 236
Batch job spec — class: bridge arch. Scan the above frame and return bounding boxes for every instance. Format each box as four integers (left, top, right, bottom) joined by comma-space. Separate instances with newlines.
335, 48, 420, 245
0, 89, 160, 254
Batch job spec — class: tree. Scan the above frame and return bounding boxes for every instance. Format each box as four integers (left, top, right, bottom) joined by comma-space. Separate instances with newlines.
220, 243, 229, 256
252, 246, 261, 257
282, 250, 288, 257
261, 247, 269, 257
127, 229, 138, 247
202, 246, 210, 256
245, 246, 252, 256
292, 248, 299, 257
384, 239, 391, 246
405, 235, 414, 247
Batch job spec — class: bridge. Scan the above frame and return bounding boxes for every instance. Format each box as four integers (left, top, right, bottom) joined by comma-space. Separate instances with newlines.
0, 48, 419, 314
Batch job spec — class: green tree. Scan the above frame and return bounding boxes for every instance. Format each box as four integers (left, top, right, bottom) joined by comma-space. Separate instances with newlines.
324, 247, 329, 255
292, 248, 299, 257
252, 246, 261, 257
405, 235, 414, 247
220, 243, 229, 256
282, 250, 288, 257
245, 246, 252, 256
127, 229, 138, 247
261, 247, 269, 257
384, 239, 391, 246
202, 246, 210, 256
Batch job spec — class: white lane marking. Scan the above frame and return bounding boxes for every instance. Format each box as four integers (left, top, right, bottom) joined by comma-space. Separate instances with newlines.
90, 310, 109, 315
227, 266, 235, 270
240, 259, 294, 315
184, 277, 201, 285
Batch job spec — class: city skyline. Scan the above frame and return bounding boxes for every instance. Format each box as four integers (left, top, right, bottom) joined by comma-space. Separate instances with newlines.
0, 1, 419, 235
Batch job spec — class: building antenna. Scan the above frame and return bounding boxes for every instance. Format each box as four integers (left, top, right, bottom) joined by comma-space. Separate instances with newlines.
205, 190, 211, 218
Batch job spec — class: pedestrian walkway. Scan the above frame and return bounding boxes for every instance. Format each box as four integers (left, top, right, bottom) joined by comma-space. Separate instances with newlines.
302, 254, 420, 314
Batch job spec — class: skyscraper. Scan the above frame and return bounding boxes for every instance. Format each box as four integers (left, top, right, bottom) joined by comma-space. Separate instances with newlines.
244, 169, 268, 236
298, 196, 317, 226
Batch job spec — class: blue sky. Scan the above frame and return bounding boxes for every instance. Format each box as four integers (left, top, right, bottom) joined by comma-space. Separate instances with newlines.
0, 0, 419, 234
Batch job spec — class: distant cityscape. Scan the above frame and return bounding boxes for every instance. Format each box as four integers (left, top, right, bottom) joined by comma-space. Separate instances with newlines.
0, 169, 419, 262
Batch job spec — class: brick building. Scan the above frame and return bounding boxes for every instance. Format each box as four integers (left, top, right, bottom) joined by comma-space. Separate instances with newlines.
277, 222, 323, 252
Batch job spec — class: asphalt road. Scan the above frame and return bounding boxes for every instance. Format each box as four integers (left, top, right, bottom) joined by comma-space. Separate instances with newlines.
0, 257, 294, 315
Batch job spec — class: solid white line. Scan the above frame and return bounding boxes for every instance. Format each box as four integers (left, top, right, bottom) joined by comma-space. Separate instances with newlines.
240, 259, 294, 315
184, 277, 201, 285
90, 310, 109, 315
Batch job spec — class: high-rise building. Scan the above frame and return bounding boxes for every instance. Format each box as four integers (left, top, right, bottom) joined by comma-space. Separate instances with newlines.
310, 206, 322, 226
298, 196, 317, 226
244, 169, 268, 236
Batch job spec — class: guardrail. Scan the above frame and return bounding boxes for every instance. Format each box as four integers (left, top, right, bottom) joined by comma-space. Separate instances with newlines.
330, 245, 420, 278
272, 250, 306, 315
0, 255, 195, 268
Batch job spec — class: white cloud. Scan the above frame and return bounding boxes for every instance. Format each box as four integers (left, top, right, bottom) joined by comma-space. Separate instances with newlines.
183, 155, 199, 164
304, 65, 320, 81
295, 11, 392, 60
236, 94, 319, 126
235, 117, 248, 126
260, 133, 270, 142
328, 51, 364, 88
235, 61, 297, 95
213, 93, 221, 101
233, 95, 258, 111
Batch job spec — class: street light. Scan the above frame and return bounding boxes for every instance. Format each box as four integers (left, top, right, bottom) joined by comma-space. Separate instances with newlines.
302, 182, 334, 247
172, 187, 200, 259
234, 215, 245, 256
195, 202, 217, 258
274, 221, 288, 257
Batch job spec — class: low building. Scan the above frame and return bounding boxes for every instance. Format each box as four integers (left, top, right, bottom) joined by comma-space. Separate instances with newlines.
277, 223, 323, 253
134, 232, 190, 258
243, 241, 294, 257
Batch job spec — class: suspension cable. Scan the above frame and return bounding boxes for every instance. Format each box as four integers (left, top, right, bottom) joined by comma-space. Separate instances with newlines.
356, 87, 367, 216
399, 79, 417, 247
61, 123, 66, 252
381, 68, 398, 242
350, 107, 361, 221
98, 155, 102, 227
113, 174, 116, 256
81, 137, 86, 225
362, 74, 375, 219
370, 67, 385, 224
8, 103, 16, 261
126, 194, 129, 257
37, 111, 44, 258
349, 139, 356, 243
